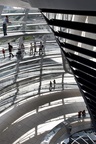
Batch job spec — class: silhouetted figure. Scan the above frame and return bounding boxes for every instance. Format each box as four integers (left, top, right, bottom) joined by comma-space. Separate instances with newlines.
53, 79, 56, 89
82, 110, 86, 117
8, 43, 14, 59
3, 15, 11, 36
78, 111, 82, 118
49, 81, 52, 91
2, 49, 5, 58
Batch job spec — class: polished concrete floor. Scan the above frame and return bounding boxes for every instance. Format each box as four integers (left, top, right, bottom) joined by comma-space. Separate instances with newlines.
0, 89, 87, 144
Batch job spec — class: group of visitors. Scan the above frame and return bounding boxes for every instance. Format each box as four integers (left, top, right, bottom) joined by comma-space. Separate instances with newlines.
1, 16, 45, 60
78, 110, 86, 118
1, 42, 25, 60
49, 80, 56, 91
1, 41, 45, 60
2, 42, 14, 59
30, 41, 45, 56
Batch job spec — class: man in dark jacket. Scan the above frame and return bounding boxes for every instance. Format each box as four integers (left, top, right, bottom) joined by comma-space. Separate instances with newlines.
8, 43, 14, 58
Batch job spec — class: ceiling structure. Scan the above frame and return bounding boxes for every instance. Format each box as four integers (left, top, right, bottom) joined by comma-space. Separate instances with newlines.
0, 0, 96, 11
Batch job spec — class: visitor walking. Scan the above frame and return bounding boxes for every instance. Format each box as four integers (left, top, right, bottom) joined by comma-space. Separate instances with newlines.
8, 43, 14, 59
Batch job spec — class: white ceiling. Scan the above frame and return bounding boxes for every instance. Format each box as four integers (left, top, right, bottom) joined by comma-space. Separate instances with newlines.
0, 0, 96, 11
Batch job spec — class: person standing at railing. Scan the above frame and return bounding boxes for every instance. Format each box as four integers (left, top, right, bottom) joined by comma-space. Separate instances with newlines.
3, 15, 11, 36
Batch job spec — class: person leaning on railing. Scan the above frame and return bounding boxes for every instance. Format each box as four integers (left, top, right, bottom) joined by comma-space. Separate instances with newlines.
3, 15, 11, 36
